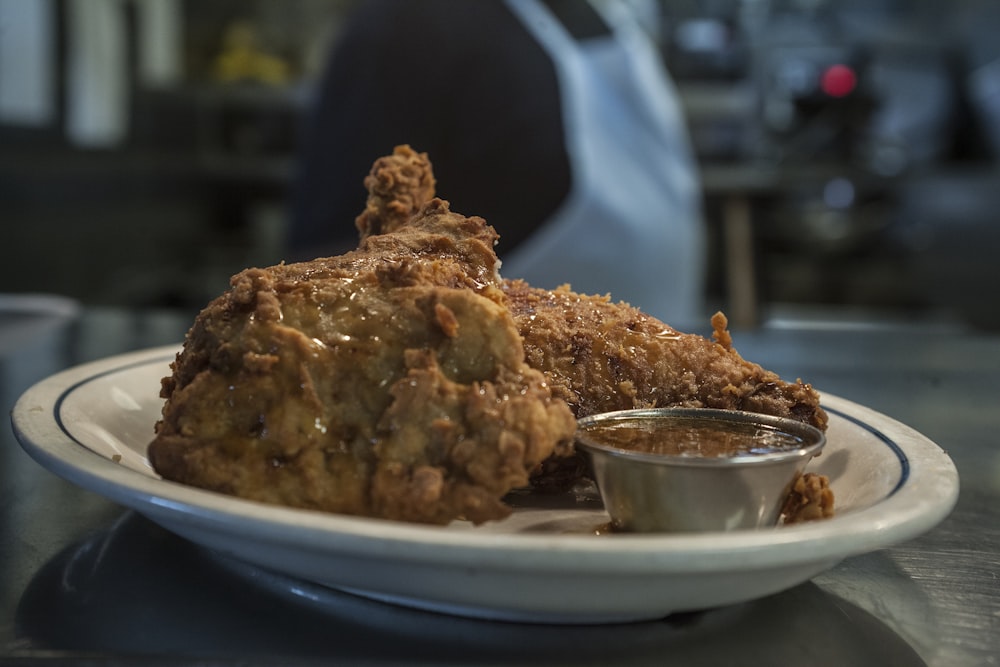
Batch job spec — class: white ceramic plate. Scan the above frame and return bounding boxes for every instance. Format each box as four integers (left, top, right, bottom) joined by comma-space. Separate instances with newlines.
11, 345, 959, 624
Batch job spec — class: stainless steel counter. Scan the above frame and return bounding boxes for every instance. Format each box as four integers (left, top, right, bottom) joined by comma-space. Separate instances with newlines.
3, 306, 998, 666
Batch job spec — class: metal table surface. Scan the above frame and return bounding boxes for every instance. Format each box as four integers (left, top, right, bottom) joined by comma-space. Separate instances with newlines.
2, 306, 998, 666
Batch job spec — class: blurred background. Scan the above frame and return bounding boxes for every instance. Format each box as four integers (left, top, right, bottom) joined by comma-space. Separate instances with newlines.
1, 0, 998, 330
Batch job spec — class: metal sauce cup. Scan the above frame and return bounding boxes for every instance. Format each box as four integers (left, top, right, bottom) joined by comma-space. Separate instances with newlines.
575, 408, 826, 533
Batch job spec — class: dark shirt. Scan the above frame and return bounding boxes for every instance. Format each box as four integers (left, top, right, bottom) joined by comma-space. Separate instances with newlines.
289, 0, 579, 260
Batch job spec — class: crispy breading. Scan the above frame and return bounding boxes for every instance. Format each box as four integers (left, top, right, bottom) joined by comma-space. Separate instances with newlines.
505, 280, 827, 430
150, 144, 832, 525
149, 199, 576, 525
781, 473, 836, 523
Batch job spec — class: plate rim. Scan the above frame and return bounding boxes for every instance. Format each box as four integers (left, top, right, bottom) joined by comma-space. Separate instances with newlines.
11, 344, 961, 574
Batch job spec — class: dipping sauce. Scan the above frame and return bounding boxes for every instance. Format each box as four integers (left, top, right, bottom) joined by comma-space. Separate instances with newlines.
579, 415, 806, 458
574, 408, 828, 532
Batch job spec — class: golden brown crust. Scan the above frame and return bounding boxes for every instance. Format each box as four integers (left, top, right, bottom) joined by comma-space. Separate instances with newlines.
781, 473, 835, 523
150, 200, 575, 525
503, 280, 828, 431
151, 144, 832, 525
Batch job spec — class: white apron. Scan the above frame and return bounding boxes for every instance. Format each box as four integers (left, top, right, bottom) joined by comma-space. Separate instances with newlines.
501, 0, 706, 323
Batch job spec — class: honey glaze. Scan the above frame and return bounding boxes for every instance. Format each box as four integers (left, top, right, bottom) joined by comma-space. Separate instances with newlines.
579, 416, 806, 458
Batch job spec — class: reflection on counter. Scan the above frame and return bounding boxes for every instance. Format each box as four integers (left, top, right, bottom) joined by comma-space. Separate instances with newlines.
15, 511, 926, 665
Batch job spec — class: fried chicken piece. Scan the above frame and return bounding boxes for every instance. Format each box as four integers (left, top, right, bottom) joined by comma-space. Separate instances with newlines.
504, 280, 828, 430
503, 280, 827, 496
781, 473, 835, 523
149, 198, 576, 525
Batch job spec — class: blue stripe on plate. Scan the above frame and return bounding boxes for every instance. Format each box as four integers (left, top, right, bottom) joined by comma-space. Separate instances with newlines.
825, 405, 910, 496
53, 353, 176, 444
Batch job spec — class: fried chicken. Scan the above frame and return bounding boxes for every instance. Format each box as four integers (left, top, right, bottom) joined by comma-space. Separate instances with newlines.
504, 281, 827, 429
503, 280, 826, 490
150, 144, 831, 525
149, 197, 576, 525
781, 472, 835, 523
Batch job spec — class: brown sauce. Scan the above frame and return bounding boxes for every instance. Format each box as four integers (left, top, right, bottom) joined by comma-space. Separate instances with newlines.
579, 416, 806, 458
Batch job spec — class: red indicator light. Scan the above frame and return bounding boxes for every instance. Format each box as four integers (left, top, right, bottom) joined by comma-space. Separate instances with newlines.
820, 64, 856, 97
